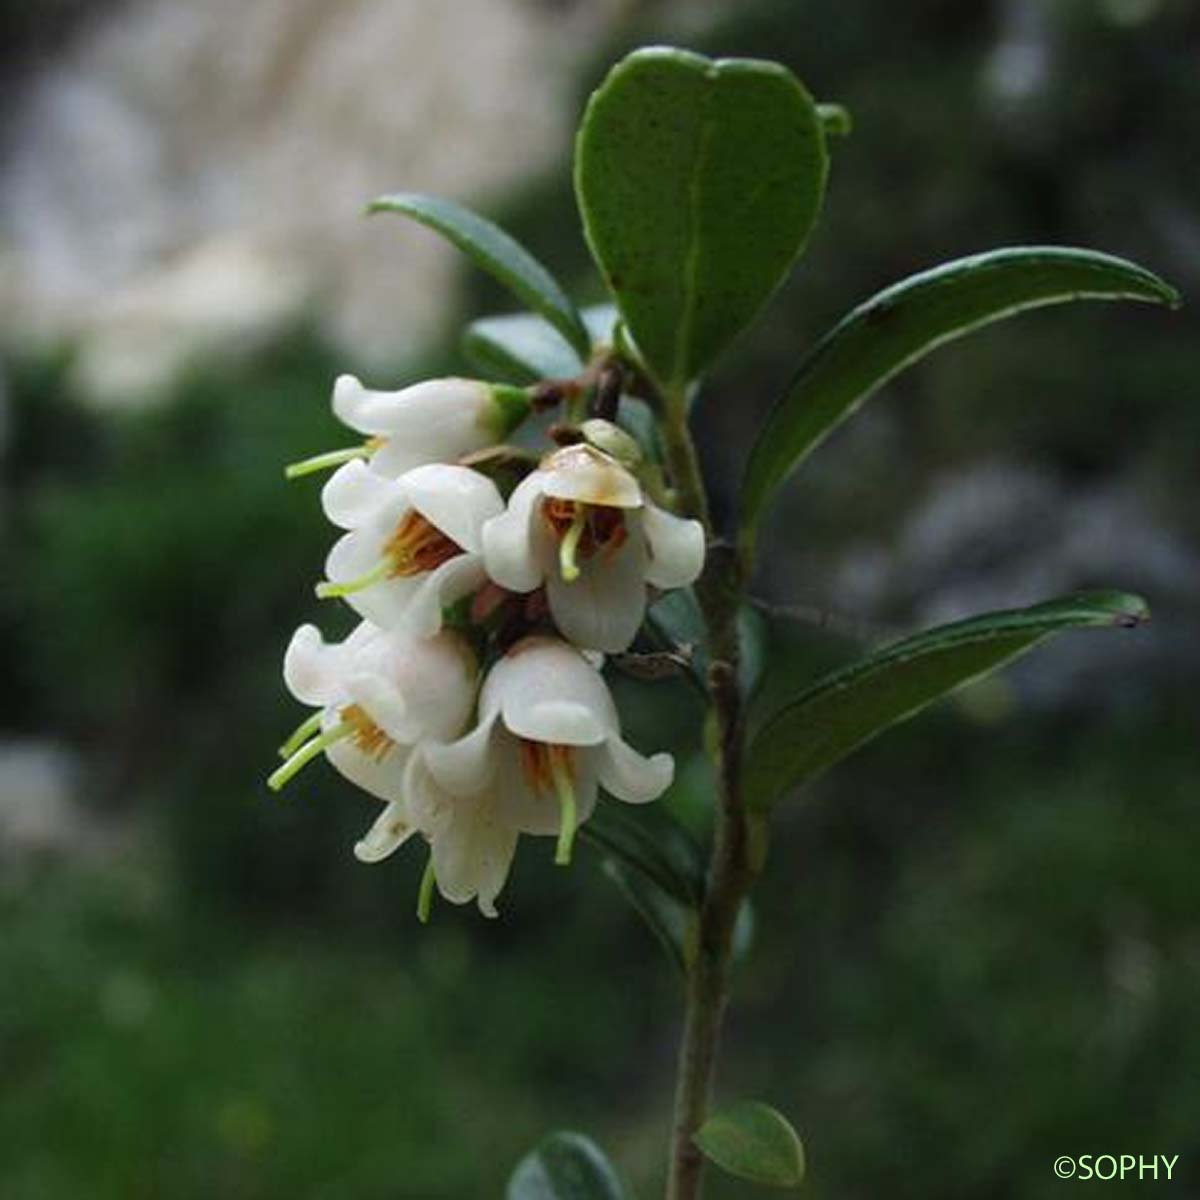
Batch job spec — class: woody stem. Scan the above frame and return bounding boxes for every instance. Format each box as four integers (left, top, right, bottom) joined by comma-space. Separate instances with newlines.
660, 390, 755, 1200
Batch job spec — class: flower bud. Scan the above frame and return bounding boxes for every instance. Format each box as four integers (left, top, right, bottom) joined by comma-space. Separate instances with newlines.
580, 418, 642, 467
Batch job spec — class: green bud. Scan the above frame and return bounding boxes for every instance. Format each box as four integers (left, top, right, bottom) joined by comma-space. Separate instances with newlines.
580, 418, 642, 468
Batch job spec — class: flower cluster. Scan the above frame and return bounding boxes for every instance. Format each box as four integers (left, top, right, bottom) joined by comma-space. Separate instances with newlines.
271, 373, 704, 916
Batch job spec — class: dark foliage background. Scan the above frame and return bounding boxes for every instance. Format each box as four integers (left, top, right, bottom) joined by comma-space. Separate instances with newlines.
2, 1, 1197, 1197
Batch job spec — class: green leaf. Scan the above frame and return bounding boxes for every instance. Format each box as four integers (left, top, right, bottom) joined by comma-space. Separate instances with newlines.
368, 192, 590, 359
601, 859, 694, 974
508, 1131, 634, 1200
575, 47, 827, 392
740, 246, 1181, 535
745, 590, 1149, 810
461, 305, 618, 385
817, 102, 852, 136
600, 863, 756, 975
584, 803, 706, 974
694, 1100, 806, 1189
585, 797, 754, 973
581, 801, 705, 907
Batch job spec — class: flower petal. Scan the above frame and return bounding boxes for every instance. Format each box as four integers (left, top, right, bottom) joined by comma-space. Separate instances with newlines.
398, 555, 488, 639
325, 527, 422, 629
431, 792, 519, 918
481, 472, 549, 592
399, 464, 504, 554
595, 736, 674, 805
641, 502, 706, 590
344, 577, 423, 631
403, 749, 454, 837
333, 374, 393, 435
368, 437, 431, 480
424, 712, 501, 796
485, 636, 615, 744
323, 481, 410, 578
333, 374, 490, 443
321, 458, 397, 530
282, 621, 381, 707
324, 526, 378, 582
546, 532, 648, 654
324, 717, 410, 804
497, 733, 600, 836
353, 801, 417, 863
540, 444, 643, 508
283, 624, 343, 707
389, 629, 477, 741
344, 669, 424, 744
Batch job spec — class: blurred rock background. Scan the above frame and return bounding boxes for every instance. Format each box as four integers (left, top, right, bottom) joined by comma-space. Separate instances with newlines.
1, 1, 1197, 1197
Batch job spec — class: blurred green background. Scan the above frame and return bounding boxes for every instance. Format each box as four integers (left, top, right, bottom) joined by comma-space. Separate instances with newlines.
2, 1, 1198, 1197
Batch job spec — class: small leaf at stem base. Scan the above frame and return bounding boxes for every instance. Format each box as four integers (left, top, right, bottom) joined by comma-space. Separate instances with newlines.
694, 1099, 806, 1189
507, 1131, 635, 1200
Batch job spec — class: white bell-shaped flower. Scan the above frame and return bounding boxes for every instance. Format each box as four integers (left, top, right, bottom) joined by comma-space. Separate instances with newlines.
317, 461, 505, 635
482, 443, 705, 653
285, 374, 530, 483
270, 620, 477, 863
411, 636, 674, 915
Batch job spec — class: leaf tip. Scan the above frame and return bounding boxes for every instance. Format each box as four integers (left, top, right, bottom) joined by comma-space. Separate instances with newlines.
364, 190, 421, 217
817, 102, 853, 137
1111, 595, 1151, 629
1139, 269, 1182, 309
1073, 589, 1151, 628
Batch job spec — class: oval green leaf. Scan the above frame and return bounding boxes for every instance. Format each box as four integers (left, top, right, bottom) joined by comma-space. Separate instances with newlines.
368, 192, 590, 359
740, 247, 1180, 536
508, 1131, 634, 1200
745, 590, 1149, 809
575, 47, 827, 392
694, 1100, 805, 1189
461, 305, 618, 384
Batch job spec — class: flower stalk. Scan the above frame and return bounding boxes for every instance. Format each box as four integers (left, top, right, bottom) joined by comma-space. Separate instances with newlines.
417, 856, 437, 924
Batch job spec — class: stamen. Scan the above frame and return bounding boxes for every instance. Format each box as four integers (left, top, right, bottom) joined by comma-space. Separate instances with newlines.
417, 854, 437, 924
284, 445, 370, 479
383, 510, 462, 576
317, 511, 462, 601
267, 720, 354, 791
550, 749, 578, 866
341, 704, 395, 761
315, 558, 392, 599
558, 504, 588, 584
278, 711, 323, 759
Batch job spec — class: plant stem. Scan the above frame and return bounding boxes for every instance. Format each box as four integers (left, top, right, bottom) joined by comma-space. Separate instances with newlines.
660, 396, 756, 1200
659, 395, 711, 532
